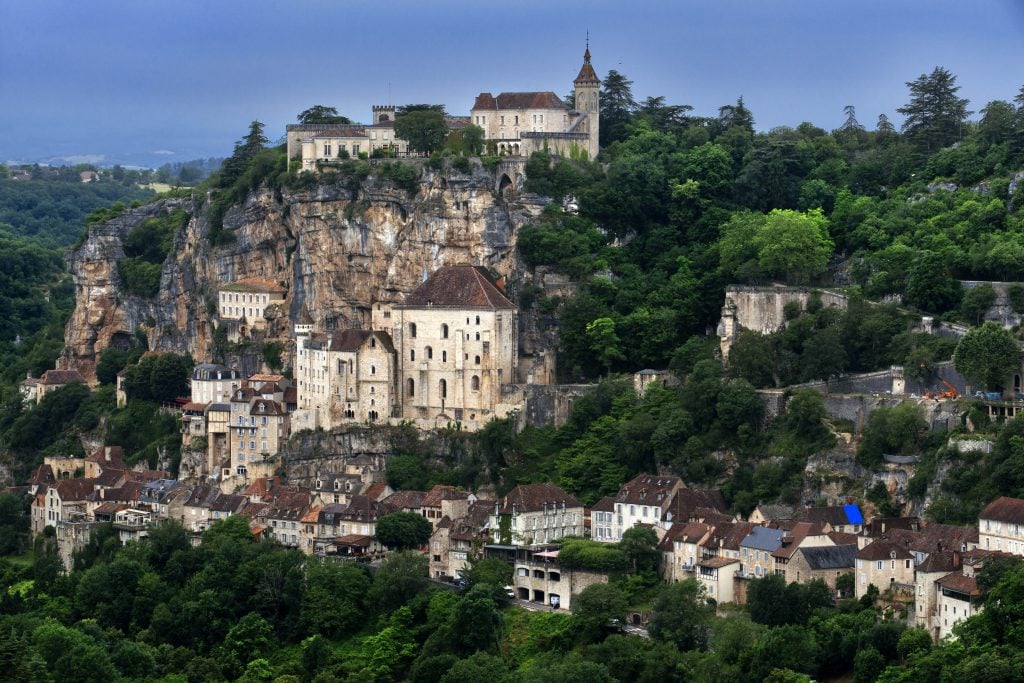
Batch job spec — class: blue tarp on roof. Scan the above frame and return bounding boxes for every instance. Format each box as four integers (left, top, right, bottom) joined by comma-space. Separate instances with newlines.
843, 504, 864, 525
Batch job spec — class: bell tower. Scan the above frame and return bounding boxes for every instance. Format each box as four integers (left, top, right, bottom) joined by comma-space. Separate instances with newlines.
573, 41, 600, 160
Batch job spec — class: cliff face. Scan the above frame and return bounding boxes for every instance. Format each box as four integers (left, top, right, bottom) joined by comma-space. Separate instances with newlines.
61, 163, 547, 382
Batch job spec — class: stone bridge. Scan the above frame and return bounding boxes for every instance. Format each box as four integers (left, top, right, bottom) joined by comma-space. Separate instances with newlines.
495, 158, 527, 196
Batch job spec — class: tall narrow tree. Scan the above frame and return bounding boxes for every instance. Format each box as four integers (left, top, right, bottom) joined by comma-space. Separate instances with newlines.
896, 67, 971, 151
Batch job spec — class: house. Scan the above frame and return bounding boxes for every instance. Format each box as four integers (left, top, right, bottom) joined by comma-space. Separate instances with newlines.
606, 474, 682, 542
979, 496, 1024, 555
509, 544, 607, 610
696, 556, 741, 603
787, 545, 858, 591
855, 539, 915, 598
265, 488, 317, 548
190, 364, 242, 404
748, 503, 796, 525
35, 369, 86, 404
659, 521, 712, 582
227, 389, 290, 486
429, 499, 493, 578
112, 508, 154, 544
41, 479, 95, 531
590, 496, 615, 541
19, 373, 38, 405
217, 278, 286, 336
914, 549, 962, 633
797, 504, 865, 534
661, 488, 730, 530
738, 526, 785, 579
420, 484, 473, 528
491, 483, 584, 546
287, 105, 419, 173
382, 489, 427, 515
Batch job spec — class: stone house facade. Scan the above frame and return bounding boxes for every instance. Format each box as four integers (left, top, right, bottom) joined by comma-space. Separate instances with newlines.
607, 473, 682, 542
855, 539, 915, 598
491, 483, 583, 546
218, 278, 286, 332
786, 544, 857, 590
979, 496, 1024, 555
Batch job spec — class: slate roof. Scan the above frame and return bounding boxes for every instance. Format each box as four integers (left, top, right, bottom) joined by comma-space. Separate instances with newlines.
211, 494, 247, 514
754, 503, 796, 521
574, 48, 600, 85
54, 479, 96, 501
497, 483, 581, 514
740, 526, 785, 552
980, 496, 1024, 525
798, 505, 863, 527
591, 496, 615, 513
398, 265, 515, 310
88, 446, 125, 468
29, 464, 55, 486
337, 495, 385, 522
329, 329, 396, 354
918, 550, 961, 574
798, 544, 858, 570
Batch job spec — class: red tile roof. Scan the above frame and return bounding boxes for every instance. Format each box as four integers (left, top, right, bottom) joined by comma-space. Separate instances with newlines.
574, 48, 600, 85
422, 484, 470, 508
980, 496, 1024, 525
54, 478, 96, 501
936, 571, 979, 597
40, 369, 86, 386
382, 490, 427, 512
615, 474, 680, 507
472, 91, 568, 111
398, 265, 515, 310
221, 278, 286, 294
856, 539, 914, 561
497, 483, 581, 514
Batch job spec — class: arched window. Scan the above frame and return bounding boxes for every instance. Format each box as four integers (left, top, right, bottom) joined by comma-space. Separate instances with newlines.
475, 316, 480, 325
474, 355, 481, 365
475, 332, 480, 341
371, 337, 376, 348
441, 324, 449, 339
471, 375, 480, 391
407, 378, 415, 397
410, 323, 417, 338
442, 350, 447, 362
410, 349, 415, 361
371, 365, 376, 375
426, 346, 433, 359
349, 360, 353, 373
439, 379, 447, 399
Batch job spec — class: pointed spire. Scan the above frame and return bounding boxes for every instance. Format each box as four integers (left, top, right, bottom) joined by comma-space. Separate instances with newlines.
574, 39, 599, 86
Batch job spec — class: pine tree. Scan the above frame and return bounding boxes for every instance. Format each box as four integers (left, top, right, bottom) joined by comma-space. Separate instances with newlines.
896, 67, 971, 151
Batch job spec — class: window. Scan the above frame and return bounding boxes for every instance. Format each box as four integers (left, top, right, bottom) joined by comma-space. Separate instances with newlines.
426, 346, 433, 359
514, 115, 518, 125
442, 350, 447, 362
407, 378, 415, 397
410, 323, 418, 338
876, 561, 883, 571
323, 144, 331, 156
439, 379, 447, 399
471, 375, 480, 391
410, 349, 415, 361
371, 365, 376, 375
441, 323, 449, 338
474, 355, 480, 365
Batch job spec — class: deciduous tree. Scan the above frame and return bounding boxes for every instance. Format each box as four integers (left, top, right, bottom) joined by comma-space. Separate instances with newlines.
953, 321, 1020, 391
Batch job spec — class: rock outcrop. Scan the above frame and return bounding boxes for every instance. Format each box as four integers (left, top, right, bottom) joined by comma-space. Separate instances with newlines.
61, 162, 548, 382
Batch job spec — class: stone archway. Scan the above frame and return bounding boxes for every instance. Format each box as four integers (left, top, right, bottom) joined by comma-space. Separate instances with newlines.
498, 173, 514, 197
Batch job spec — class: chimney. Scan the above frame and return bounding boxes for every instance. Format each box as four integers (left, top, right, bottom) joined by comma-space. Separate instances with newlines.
495, 276, 506, 293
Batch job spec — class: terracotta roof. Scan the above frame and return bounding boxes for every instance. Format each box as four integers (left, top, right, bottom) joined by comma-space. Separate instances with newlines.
382, 489, 427, 512
39, 369, 86, 386
54, 478, 96, 501
335, 534, 373, 547
436, 515, 452, 529
937, 571, 979, 597
398, 265, 515, 310
283, 387, 297, 404
94, 468, 126, 487
472, 91, 569, 111
29, 464, 55, 486
615, 474, 680, 507
798, 544, 858, 571
918, 550, 961, 574
182, 401, 208, 412
574, 48, 600, 85
100, 481, 143, 503
306, 125, 369, 139
659, 521, 711, 551
980, 496, 1024, 525
662, 488, 729, 524
124, 469, 171, 483
87, 446, 125, 467
771, 522, 818, 560
856, 539, 914, 561
422, 484, 470, 507
231, 388, 257, 403
21, 376, 38, 387
497, 483, 581, 514
301, 506, 323, 524
329, 329, 396, 353
591, 496, 615, 512
362, 482, 391, 501
700, 556, 739, 569
797, 506, 863, 527
93, 502, 128, 516
220, 278, 286, 294
829, 530, 859, 545
248, 374, 286, 383
249, 399, 287, 416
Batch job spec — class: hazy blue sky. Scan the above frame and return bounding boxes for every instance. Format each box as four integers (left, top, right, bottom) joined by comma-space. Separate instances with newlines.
2, 0, 1023, 167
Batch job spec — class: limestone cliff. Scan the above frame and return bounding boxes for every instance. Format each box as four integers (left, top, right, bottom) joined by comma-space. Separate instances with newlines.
61, 162, 548, 382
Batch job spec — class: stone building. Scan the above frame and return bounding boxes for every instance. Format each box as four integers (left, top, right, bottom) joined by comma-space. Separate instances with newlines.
979, 496, 1024, 555
606, 473, 683, 542
786, 544, 857, 591
855, 539, 915, 598
227, 388, 290, 487
380, 265, 519, 428
191, 364, 242, 404
35, 369, 85, 404
470, 48, 600, 161
491, 483, 584, 546
218, 278, 286, 338
509, 544, 608, 610
293, 327, 397, 430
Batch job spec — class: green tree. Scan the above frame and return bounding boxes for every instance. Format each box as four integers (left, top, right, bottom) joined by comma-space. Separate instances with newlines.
905, 251, 962, 313
897, 67, 971, 151
301, 561, 371, 639
297, 105, 352, 124
461, 124, 485, 156
571, 582, 628, 643
619, 525, 661, 575
394, 110, 449, 155
756, 209, 834, 284
375, 511, 433, 550
954, 321, 1020, 391
369, 550, 429, 613
460, 556, 513, 590
586, 317, 624, 375
647, 579, 714, 651
600, 70, 636, 146
960, 284, 997, 325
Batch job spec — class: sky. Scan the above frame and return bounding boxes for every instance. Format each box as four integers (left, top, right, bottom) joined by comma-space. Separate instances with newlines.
2, 0, 1023, 168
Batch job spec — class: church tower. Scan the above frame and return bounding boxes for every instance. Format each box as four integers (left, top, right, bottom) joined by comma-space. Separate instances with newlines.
573, 45, 601, 160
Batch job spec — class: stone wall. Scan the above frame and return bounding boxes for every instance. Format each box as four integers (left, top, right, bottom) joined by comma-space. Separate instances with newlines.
502, 383, 595, 429
961, 280, 1024, 328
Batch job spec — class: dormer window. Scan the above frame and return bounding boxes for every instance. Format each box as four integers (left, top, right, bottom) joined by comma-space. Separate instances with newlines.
334, 480, 341, 491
